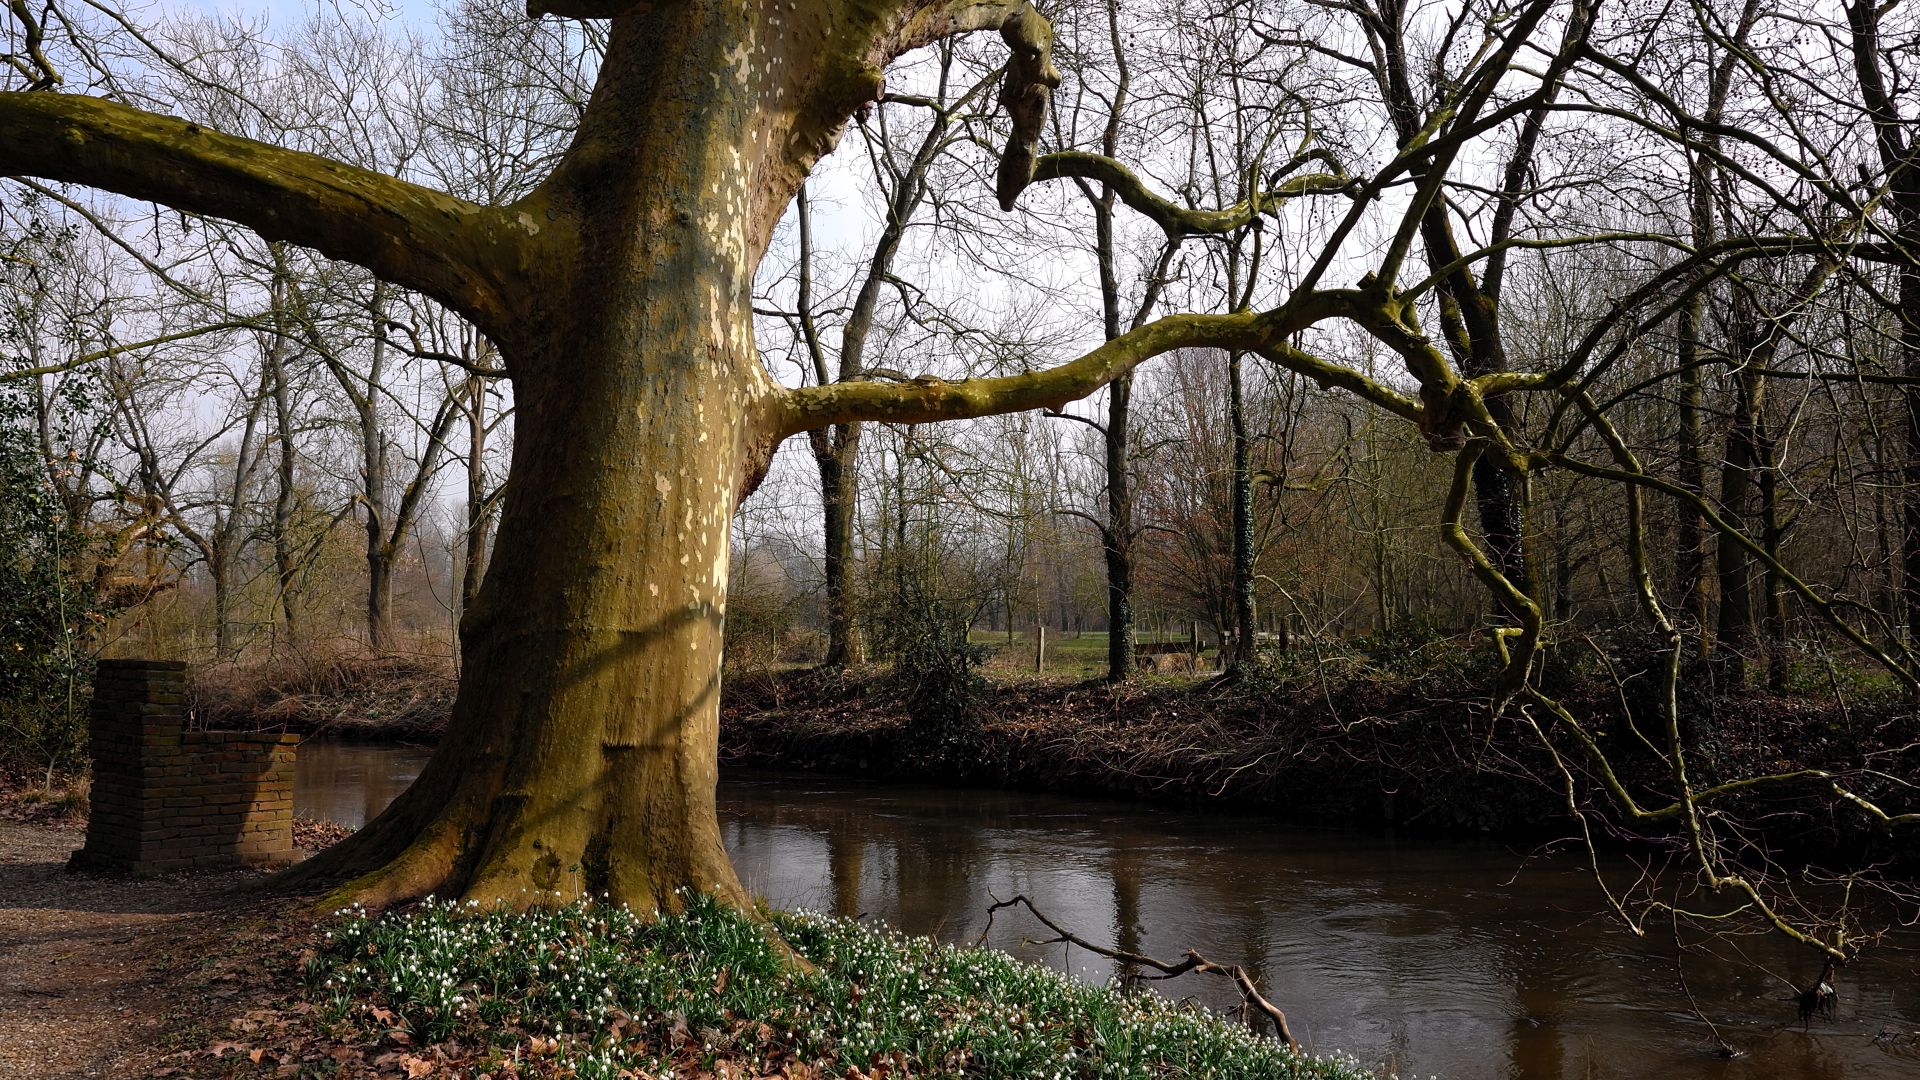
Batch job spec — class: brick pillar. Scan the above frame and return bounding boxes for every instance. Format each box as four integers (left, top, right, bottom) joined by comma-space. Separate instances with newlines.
70, 659, 299, 874
71, 660, 186, 871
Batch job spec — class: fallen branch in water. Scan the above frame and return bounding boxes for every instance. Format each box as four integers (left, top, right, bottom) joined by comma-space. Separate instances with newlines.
979, 893, 1299, 1051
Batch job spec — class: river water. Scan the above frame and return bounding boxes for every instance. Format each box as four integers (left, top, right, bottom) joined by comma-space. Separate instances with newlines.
295, 740, 1920, 1080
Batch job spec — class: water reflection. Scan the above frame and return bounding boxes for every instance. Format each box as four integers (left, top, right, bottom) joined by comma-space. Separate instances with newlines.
295, 745, 1920, 1079
293, 739, 433, 831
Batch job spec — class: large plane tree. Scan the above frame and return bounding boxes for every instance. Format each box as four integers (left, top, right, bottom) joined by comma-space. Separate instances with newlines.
2, 0, 1372, 909
10, 0, 1907, 971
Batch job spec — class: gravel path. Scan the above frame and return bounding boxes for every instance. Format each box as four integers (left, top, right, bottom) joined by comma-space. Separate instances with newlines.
0, 820, 281, 1079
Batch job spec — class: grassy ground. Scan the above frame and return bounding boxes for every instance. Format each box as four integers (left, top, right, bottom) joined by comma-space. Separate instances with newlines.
968, 630, 1219, 680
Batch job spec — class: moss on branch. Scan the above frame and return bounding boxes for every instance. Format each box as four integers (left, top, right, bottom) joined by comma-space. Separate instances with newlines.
772, 287, 1459, 440
1030, 150, 1347, 236
0, 91, 533, 335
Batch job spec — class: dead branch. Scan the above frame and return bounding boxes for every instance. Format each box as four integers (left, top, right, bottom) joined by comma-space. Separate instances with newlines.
980, 893, 1299, 1051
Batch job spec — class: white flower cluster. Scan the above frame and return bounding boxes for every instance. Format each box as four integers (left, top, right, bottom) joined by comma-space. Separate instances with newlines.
306, 893, 1371, 1080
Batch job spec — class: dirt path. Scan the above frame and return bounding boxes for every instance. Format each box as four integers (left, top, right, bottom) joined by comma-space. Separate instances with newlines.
0, 820, 285, 1079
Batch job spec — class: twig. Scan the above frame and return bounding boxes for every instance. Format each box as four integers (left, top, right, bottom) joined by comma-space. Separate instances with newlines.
1672, 920, 1741, 1059
979, 893, 1299, 1050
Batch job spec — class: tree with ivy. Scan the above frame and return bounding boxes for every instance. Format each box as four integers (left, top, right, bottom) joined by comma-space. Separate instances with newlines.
0, 277, 119, 784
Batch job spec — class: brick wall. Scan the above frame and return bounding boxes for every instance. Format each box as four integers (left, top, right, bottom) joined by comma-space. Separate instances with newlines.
71, 659, 299, 874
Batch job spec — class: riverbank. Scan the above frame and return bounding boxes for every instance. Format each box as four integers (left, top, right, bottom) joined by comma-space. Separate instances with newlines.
716, 666, 1919, 868
187, 651, 1919, 868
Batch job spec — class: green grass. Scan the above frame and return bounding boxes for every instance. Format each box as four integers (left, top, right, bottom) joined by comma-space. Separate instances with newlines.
969, 630, 1116, 656
308, 892, 1368, 1079
971, 630, 1223, 680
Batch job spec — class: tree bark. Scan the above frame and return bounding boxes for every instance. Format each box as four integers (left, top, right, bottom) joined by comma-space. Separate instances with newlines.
266, 248, 303, 651
285, 3, 898, 908
1228, 350, 1257, 672
358, 284, 396, 652
1104, 372, 1136, 680
460, 367, 496, 612
819, 445, 866, 664
1902, 252, 1920, 645
1715, 362, 1763, 686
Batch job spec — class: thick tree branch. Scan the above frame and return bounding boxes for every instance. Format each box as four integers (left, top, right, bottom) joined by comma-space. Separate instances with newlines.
992, 2, 1060, 211
774, 288, 1441, 438
776, 310, 1265, 433
0, 91, 534, 334
1030, 150, 1347, 237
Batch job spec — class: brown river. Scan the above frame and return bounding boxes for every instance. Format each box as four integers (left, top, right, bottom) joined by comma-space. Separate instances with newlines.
295, 740, 1920, 1080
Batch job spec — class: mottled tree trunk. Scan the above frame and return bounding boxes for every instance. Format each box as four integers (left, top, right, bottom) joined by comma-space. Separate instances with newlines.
304, 343, 759, 908
288, 6, 841, 908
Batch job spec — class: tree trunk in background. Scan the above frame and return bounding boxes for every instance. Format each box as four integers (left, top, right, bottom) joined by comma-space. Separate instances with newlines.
266, 245, 303, 650
1227, 350, 1256, 672
210, 380, 271, 659
1716, 362, 1763, 686
1902, 255, 1920, 647
366, 545, 396, 651
358, 283, 396, 652
210, 546, 235, 658
1759, 423, 1788, 692
1104, 371, 1135, 681
460, 369, 494, 612
1675, 230, 1713, 646
820, 441, 866, 665
1092, 0, 1136, 683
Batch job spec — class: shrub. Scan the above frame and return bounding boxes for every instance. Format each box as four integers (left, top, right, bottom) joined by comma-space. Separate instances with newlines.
875, 572, 987, 761
0, 376, 119, 780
